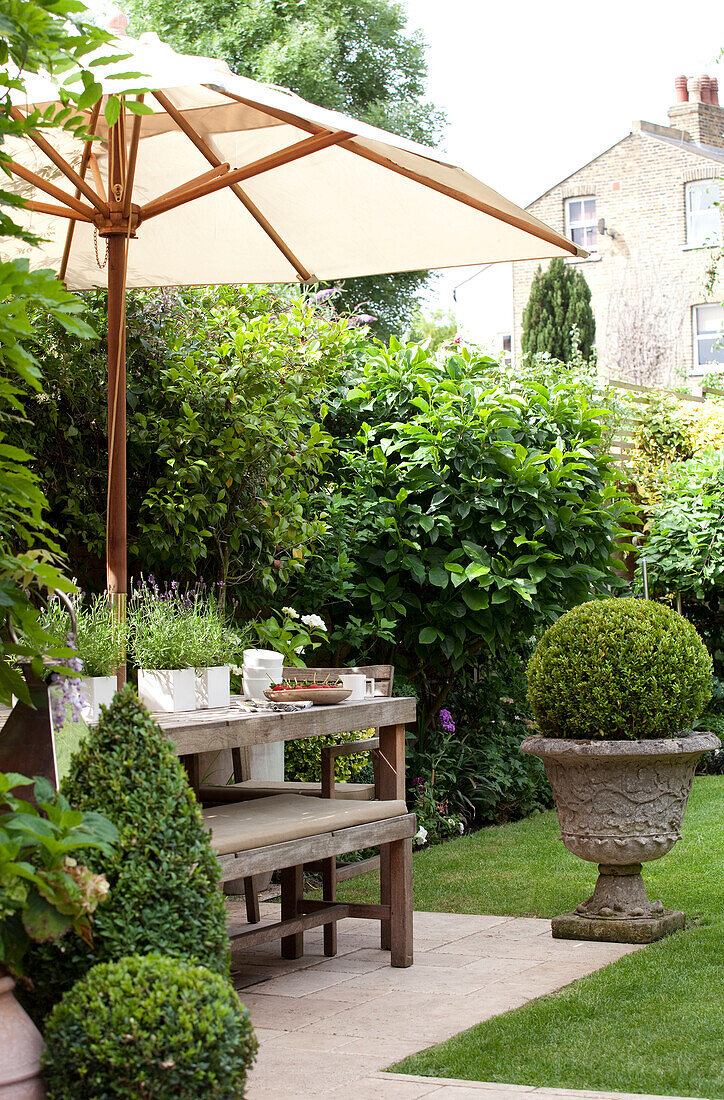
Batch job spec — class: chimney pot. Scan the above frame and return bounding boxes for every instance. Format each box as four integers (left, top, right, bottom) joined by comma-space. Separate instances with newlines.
701, 75, 712, 104
711, 77, 719, 106
106, 5, 128, 34
675, 75, 689, 102
688, 77, 702, 103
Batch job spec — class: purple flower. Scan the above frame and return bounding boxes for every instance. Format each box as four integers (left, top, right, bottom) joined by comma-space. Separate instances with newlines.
312, 288, 337, 303
439, 708, 455, 733
346, 313, 376, 327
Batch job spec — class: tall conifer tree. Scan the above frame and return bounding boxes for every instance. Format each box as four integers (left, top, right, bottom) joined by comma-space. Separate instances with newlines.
521, 258, 595, 361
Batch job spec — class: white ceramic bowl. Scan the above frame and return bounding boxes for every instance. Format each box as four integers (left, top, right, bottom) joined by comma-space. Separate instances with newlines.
242, 649, 284, 669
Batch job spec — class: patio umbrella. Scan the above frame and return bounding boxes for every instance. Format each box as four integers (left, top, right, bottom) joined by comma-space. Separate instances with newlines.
4, 14, 586, 623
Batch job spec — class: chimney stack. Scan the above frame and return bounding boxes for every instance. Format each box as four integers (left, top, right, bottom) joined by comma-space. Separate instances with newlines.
668, 73, 724, 148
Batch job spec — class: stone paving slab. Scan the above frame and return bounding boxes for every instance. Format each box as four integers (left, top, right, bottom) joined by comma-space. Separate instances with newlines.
231, 903, 642, 1099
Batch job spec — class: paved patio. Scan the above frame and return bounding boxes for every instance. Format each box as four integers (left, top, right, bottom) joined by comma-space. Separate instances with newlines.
229, 903, 644, 1100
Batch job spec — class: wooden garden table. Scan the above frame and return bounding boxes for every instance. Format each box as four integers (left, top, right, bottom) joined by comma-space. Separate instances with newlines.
155, 694, 416, 803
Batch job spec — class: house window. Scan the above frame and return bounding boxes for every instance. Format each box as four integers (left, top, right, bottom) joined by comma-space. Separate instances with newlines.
685, 179, 721, 247
501, 333, 512, 368
693, 304, 724, 372
564, 196, 597, 251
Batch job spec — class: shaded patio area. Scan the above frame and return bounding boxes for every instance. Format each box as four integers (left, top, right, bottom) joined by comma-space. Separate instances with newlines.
228, 902, 640, 1099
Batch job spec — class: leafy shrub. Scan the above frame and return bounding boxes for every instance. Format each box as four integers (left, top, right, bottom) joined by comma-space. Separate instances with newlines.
0, 773, 116, 977
643, 454, 724, 600
408, 651, 552, 828
527, 598, 712, 740
42, 953, 257, 1099
303, 341, 630, 723
24, 687, 229, 1021
635, 395, 694, 464
285, 729, 375, 783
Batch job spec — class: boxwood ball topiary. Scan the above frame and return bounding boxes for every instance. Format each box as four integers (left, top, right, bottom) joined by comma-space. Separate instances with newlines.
41, 953, 258, 1099
527, 598, 712, 740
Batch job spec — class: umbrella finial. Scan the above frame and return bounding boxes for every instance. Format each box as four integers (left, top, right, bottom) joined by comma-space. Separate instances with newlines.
106, 5, 128, 34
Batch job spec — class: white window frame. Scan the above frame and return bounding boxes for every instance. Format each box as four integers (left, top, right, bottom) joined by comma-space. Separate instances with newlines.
692, 303, 724, 374
564, 196, 597, 252
685, 179, 721, 248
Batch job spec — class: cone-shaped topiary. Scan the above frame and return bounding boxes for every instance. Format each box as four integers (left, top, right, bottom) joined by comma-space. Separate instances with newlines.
23, 686, 229, 1020
41, 952, 257, 1099
527, 598, 712, 740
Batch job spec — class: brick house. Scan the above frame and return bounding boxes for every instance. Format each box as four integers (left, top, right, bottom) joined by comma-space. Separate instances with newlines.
512, 76, 724, 384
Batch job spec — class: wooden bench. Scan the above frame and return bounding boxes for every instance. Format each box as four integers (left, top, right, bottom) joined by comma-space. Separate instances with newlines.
202, 792, 415, 965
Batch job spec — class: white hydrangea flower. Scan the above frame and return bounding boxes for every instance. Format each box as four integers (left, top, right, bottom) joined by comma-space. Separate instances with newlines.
282, 606, 300, 620
301, 613, 327, 631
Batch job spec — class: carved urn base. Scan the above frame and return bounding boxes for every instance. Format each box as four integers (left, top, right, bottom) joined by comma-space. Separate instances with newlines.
521, 732, 720, 943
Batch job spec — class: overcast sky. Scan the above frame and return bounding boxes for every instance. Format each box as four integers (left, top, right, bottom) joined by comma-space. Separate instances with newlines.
408, 0, 723, 208
405, 0, 723, 312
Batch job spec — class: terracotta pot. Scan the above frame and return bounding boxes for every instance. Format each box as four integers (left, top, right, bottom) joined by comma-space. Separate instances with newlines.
0, 974, 45, 1097
521, 732, 720, 939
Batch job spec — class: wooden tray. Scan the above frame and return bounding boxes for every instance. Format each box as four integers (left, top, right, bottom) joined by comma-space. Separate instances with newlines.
264, 687, 352, 705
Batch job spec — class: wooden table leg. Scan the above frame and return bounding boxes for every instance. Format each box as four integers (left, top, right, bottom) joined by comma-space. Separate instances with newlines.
244, 877, 261, 924
378, 723, 406, 951
322, 856, 338, 957
281, 865, 304, 959
389, 836, 413, 967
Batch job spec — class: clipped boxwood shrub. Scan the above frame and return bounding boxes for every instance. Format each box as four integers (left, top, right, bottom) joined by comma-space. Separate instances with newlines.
42, 953, 257, 1099
24, 687, 229, 1020
527, 597, 712, 740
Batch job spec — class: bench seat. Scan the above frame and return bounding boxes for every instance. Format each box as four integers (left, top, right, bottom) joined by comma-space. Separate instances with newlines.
202, 793, 408, 855
203, 778, 377, 802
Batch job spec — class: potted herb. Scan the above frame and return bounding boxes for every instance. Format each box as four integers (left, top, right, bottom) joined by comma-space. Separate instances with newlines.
40, 594, 125, 724
192, 590, 245, 710
522, 598, 719, 943
0, 771, 116, 1095
130, 579, 202, 712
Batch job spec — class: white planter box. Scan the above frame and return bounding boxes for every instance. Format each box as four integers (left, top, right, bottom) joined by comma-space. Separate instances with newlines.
138, 668, 195, 713
196, 665, 230, 709
79, 676, 116, 725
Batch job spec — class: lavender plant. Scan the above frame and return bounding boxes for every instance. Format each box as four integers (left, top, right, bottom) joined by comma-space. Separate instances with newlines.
129, 577, 244, 670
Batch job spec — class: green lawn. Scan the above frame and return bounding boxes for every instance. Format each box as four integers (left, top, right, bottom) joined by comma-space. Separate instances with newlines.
341, 777, 724, 1099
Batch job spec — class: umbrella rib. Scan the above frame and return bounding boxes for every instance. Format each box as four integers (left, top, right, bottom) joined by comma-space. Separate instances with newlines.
339, 138, 581, 258
10, 106, 109, 217
60, 100, 101, 283
6, 160, 97, 219
146, 163, 231, 209
122, 96, 145, 220
151, 89, 314, 280
27, 200, 93, 222
140, 129, 350, 221
213, 89, 322, 136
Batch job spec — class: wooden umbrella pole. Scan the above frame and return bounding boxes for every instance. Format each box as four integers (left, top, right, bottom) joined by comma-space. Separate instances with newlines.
106, 231, 127, 687
105, 109, 131, 687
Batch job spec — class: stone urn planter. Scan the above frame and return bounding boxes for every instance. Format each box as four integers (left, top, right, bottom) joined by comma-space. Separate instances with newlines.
0, 973, 46, 1097
521, 732, 719, 942
524, 597, 718, 944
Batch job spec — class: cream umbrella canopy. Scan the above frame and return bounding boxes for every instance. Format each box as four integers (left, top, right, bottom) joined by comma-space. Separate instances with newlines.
5, 16, 586, 622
